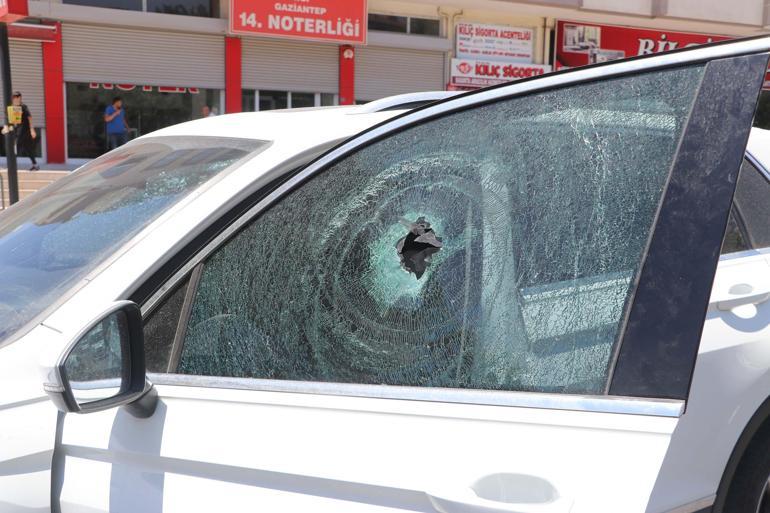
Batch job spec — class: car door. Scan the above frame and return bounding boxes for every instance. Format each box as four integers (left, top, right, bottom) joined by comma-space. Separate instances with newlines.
52, 40, 770, 513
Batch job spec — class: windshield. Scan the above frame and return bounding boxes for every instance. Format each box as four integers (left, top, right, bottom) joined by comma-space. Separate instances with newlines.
0, 136, 268, 344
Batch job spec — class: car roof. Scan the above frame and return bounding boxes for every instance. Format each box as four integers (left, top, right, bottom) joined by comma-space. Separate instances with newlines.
143, 91, 457, 144
145, 106, 400, 145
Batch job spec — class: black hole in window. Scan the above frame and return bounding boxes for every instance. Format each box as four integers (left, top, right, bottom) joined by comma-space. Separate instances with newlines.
395, 216, 443, 279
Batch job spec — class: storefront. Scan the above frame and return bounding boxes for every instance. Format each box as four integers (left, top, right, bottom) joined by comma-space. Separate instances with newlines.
62, 23, 224, 158
240, 38, 339, 110
8, 0, 764, 164
448, 21, 550, 91
66, 83, 221, 158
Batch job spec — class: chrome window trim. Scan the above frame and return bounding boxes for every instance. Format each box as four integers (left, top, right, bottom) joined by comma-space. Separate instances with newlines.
148, 373, 685, 417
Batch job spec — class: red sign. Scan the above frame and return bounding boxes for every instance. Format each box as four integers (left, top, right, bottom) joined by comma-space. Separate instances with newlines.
89, 83, 200, 94
0, 0, 29, 22
554, 20, 729, 69
229, 0, 367, 45
450, 58, 551, 88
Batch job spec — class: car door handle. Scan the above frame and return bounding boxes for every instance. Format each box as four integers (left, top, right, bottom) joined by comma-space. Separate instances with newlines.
716, 284, 770, 311
426, 473, 572, 513
427, 490, 572, 513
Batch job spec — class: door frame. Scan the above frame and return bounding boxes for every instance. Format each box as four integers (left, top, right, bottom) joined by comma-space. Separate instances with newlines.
131, 36, 770, 413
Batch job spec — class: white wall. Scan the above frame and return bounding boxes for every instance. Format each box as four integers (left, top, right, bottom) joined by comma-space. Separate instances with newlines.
658, 0, 765, 27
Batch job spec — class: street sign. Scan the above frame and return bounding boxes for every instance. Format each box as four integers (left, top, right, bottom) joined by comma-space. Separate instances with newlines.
229, 0, 367, 45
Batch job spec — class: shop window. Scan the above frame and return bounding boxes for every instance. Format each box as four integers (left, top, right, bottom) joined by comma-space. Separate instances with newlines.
148, 0, 215, 17
62, 0, 216, 16
291, 92, 315, 109
368, 13, 441, 37
368, 14, 408, 33
242, 90, 256, 112
66, 83, 222, 159
62, 0, 142, 11
409, 17, 440, 36
259, 91, 288, 111
247, 91, 337, 111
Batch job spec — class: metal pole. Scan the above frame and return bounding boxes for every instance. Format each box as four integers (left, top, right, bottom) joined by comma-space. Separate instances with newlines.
0, 23, 18, 205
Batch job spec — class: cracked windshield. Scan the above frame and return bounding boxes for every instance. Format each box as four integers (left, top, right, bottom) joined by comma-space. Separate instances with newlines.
0, 137, 266, 344
178, 65, 704, 394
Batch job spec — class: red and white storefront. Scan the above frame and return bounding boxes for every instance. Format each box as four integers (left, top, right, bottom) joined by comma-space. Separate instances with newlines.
0, 0, 763, 163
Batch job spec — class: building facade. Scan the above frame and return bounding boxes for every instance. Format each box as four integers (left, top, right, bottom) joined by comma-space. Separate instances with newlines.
5, 0, 770, 163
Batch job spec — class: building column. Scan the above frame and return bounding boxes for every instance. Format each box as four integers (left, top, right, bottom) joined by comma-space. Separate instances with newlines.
225, 36, 242, 114
42, 22, 65, 164
339, 45, 355, 105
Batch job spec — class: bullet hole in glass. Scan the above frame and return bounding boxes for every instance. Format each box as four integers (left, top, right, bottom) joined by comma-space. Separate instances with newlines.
395, 216, 443, 279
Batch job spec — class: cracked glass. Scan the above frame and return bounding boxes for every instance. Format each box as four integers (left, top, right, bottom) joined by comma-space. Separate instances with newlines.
0, 136, 267, 345
178, 65, 704, 394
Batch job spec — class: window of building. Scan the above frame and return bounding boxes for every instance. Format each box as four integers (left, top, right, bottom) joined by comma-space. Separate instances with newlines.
148, 0, 215, 17
62, 0, 216, 17
66, 82, 222, 159
409, 17, 440, 36
242, 91, 338, 111
368, 13, 442, 36
368, 14, 408, 33
62, 0, 142, 10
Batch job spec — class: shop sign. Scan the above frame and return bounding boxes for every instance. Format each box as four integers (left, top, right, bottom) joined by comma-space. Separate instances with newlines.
554, 20, 770, 89
554, 20, 729, 69
449, 58, 551, 88
456, 22, 534, 63
229, 0, 366, 45
89, 83, 200, 94
0, 0, 30, 23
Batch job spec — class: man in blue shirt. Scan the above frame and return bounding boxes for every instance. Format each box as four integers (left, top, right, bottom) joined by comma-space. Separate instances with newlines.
103, 97, 128, 151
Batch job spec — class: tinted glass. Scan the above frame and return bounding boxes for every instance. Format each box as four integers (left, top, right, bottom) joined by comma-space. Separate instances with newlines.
734, 160, 770, 248
0, 137, 266, 344
148, 0, 212, 17
259, 91, 288, 111
143, 276, 189, 373
242, 90, 256, 112
368, 14, 408, 33
721, 206, 750, 254
410, 17, 440, 36
291, 92, 315, 108
178, 66, 703, 394
62, 0, 142, 10
721, 159, 770, 255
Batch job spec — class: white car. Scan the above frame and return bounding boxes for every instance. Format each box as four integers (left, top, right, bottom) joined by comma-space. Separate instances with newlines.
1, 37, 770, 513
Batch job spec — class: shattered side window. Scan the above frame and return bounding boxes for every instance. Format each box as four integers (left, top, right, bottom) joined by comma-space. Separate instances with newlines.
177, 65, 704, 394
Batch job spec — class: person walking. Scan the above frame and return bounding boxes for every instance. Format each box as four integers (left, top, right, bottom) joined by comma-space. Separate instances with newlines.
103, 97, 128, 151
12, 92, 38, 171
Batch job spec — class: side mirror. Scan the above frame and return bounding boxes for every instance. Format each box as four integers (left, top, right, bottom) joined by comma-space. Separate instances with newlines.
43, 301, 157, 418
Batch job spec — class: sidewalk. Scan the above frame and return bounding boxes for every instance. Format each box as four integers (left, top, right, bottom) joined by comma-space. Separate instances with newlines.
0, 163, 80, 208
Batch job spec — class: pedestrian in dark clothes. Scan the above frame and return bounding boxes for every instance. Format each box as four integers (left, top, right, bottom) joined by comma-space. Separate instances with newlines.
12, 92, 38, 171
